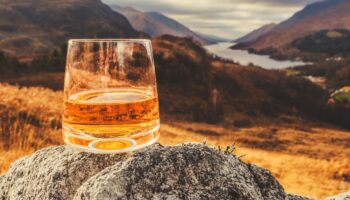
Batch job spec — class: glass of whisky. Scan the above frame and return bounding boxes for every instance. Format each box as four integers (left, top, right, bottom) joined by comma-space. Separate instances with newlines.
62, 39, 160, 153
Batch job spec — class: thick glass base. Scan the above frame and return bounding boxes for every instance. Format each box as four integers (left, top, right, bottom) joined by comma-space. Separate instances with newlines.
63, 124, 160, 154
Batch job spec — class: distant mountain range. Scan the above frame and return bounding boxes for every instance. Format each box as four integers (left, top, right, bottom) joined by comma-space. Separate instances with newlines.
234, 23, 277, 44
0, 0, 143, 59
0, 0, 227, 59
196, 32, 228, 44
111, 5, 217, 45
236, 0, 350, 53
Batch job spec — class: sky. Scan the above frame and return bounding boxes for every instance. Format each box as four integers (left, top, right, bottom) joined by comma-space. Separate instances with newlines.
103, 0, 323, 39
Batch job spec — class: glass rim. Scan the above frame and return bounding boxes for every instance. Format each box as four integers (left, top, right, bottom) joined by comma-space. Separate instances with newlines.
68, 38, 151, 43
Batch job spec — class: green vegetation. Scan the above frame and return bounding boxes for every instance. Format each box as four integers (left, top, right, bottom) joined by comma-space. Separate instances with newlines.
331, 87, 350, 106
286, 69, 302, 76
247, 29, 350, 62
283, 29, 350, 92
294, 57, 350, 89
292, 29, 350, 55
333, 92, 350, 103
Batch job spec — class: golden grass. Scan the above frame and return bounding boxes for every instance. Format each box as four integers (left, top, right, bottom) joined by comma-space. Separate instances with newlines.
241, 148, 350, 199
0, 83, 349, 199
159, 123, 350, 200
0, 149, 32, 173
0, 83, 63, 172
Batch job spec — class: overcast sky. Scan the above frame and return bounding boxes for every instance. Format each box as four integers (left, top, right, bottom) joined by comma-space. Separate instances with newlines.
103, 0, 323, 39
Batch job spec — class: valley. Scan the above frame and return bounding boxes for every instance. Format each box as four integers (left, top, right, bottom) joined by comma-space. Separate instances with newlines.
0, 0, 349, 199
232, 0, 350, 121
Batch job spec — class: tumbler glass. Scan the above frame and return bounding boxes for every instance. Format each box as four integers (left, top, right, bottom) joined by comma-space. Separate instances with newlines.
62, 39, 160, 153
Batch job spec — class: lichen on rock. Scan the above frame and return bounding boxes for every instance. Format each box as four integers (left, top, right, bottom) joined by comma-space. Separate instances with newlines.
0, 143, 312, 200
0, 145, 125, 200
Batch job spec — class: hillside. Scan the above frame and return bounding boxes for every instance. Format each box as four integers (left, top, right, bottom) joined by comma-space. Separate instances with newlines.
112, 5, 210, 45
235, 23, 277, 44
292, 29, 350, 55
290, 29, 350, 91
239, 0, 350, 54
152, 36, 316, 124
3, 34, 349, 128
0, 0, 142, 59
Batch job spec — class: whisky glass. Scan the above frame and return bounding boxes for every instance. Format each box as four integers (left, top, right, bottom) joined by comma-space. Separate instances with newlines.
62, 39, 160, 153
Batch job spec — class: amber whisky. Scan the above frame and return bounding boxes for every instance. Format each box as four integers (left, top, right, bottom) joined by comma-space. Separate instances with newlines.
63, 88, 160, 153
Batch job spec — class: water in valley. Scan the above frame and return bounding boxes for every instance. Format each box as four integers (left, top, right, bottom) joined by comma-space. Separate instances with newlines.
205, 42, 309, 69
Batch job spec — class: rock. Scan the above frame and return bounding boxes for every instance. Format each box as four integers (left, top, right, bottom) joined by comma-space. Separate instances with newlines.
0, 143, 311, 200
287, 194, 314, 200
247, 164, 286, 199
75, 144, 265, 200
0, 145, 126, 200
327, 191, 350, 200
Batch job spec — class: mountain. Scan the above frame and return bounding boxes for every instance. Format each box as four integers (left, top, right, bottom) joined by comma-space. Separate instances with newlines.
151, 35, 343, 126
0, 0, 142, 59
196, 32, 229, 43
234, 23, 277, 44
240, 0, 350, 52
111, 5, 211, 45
292, 29, 350, 55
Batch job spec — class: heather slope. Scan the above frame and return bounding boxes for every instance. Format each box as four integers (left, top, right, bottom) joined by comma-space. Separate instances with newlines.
235, 23, 277, 44
0, 0, 141, 58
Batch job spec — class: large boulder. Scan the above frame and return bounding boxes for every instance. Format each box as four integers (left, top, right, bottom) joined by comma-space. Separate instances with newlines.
0, 143, 312, 200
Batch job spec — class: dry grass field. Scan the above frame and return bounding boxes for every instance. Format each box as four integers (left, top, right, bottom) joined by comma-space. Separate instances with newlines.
159, 123, 350, 200
0, 83, 349, 199
0, 83, 63, 172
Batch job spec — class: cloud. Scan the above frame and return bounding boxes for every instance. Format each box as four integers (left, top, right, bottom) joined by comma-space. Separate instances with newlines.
103, 0, 322, 39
